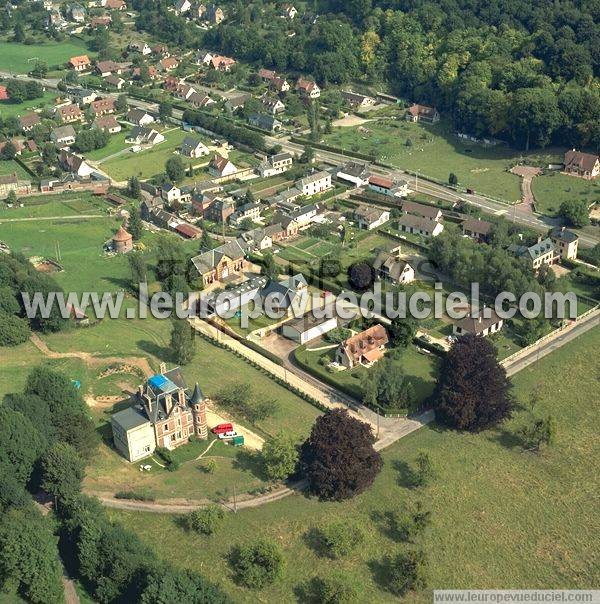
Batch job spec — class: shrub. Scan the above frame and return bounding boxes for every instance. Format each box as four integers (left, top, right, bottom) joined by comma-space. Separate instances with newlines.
231, 538, 284, 589
0, 313, 31, 346
319, 520, 364, 559
386, 549, 428, 596
304, 573, 361, 603
185, 505, 225, 535
114, 490, 155, 502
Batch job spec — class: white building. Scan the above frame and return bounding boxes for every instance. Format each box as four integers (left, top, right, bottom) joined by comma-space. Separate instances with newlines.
299, 171, 331, 197
282, 312, 338, 344
337, 161, 370, 187
368, 175, 410, 198
258, 152, 293, 177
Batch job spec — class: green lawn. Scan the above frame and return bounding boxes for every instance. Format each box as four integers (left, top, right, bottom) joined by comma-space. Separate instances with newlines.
102, 128, 189, 181
324, 118, 550, 202
86, 130, 131, 161
531, 172, 600, 217
0, 39, 94, 73
108, 327, 600, 602
0, 159, 31, 180
0, 89, 58, 119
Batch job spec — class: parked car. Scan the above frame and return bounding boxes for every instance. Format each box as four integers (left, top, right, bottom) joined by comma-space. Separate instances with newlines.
218, 431, 238, 440
212, 422, 234, 435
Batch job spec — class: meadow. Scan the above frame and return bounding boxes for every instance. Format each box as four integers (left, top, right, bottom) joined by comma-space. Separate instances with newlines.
0, 38, 94, 73
0, 89, 58, 119
531, 171, 600, 217
109, 327, 600, 602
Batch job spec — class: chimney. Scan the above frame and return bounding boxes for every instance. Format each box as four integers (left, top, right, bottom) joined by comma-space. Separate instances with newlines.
178, 389, 186, 407
159, 362, 166, 374
165, 393, 173, 415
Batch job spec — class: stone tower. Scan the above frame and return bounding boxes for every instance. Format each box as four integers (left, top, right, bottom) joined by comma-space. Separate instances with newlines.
190, 382, 208, 439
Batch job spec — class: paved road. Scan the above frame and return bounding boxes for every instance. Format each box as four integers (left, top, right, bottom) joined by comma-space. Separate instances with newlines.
503, 309, 599, 376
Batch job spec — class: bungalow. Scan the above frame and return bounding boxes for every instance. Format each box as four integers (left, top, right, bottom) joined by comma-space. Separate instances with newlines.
127, 108, 155, 126
373, 250, 415, 284
563, 149, 600, 180
299, 171, 331, 196
354, 205, 390, 230
104, 75, 126, 89
210, 55, 235, 72
550, 227, 579, 261
341, 90, 376, 108
19, 113, 41, 132
133, 65, 159, 80
129, 41, 152, 55
397, 214, 444, 238
188, 92, 215, 109
59, 150, 94, 177
89, 15, 112, 28
50, 125, 76, 147
453, 310, 504, 337
261, 95, 285, 114
96, 60, 120, 77
337, 161, 370, 187
209, 154, 237, 177
282, 312, 339, 345
296, 78, 320, 99
336, 324, 389, 369
191, 239, 247, 285
509, 238, 557, 271
66, 87, 96, 105
151, 44, 170, 58
461, 217, 492, 242
239, 226, 277, 252
368, 174, 410, 198
180, 136, 209, 158
280, 3, 297, 19
401, 200, 443, 222
56, 104, 84, 123
159, 57, 179, 72
258, 68, 277, 81
271, 76, 291, 93
69, 55, 91, 71
175, 83, 196, 100
174, 0, 191, 14
126, 126, 165, 145
90, 98, 115, 116
248, 114, 282, 132
225, 94, 251, 113
93, 115, 121, 133
194, 50, 214, 66
257, 152, 293, 177
405, 103, 440, 123
104, 0, 126, 9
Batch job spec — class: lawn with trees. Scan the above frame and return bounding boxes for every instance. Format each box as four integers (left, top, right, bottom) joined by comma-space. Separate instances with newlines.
109, 328, 600, 601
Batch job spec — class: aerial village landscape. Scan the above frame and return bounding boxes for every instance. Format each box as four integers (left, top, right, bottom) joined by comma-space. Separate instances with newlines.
0, 0, 598, 602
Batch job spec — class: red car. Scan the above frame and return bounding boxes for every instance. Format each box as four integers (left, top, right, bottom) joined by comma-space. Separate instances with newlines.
212, 422, 234, 435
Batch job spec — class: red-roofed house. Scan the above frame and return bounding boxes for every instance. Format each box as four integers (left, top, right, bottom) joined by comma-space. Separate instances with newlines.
335, 324, 389, 369
405, 103, 440, 123
0, 86, 8, 101
296, 78, 320, 99
105, 0, 126, 10
69, 55, 91, 71
90, 15, 112, 28
93, 115, 121, 134
563, 149, 600, 180
90, 98, 116, 116
19, 113, 41, 132
210, 55, 236, 72
209, 154, 237, 177
57, 104, 84, 123
175, 223, 201, 239
159, 57, 179, 72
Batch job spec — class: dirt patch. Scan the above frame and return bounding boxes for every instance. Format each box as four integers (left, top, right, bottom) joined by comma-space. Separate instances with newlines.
333, 114, 370, 128
206, 408, 264, 451
510, 165, 542, 211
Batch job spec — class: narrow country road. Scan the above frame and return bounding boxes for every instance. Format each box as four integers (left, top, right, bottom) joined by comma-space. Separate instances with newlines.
0, 214, 104, 222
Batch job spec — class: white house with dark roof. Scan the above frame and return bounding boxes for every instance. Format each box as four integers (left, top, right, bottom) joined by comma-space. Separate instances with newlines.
550, 227, 579, 260
337, 161, 370, 187
299, 171, 331, 196
180, 136, 209, 158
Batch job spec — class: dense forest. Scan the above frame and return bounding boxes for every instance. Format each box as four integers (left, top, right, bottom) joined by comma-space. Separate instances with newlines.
132, 0, 600, 151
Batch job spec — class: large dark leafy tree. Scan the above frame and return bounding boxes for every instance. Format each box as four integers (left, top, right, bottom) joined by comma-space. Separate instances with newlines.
140, 568, 228, 604
434, 334, 513, 431
300, 409, 382, 500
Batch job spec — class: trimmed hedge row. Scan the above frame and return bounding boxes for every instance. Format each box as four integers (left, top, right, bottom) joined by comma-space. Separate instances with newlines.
290, 137, 377, 162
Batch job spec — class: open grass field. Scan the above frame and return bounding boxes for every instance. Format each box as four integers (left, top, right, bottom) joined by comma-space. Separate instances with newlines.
109, 326, 600, 602
531, 172, 600, 217
324, 118, 557, 202
0, 38, 94, 73
102, 128, 189, 181
0, 89, 58, 118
